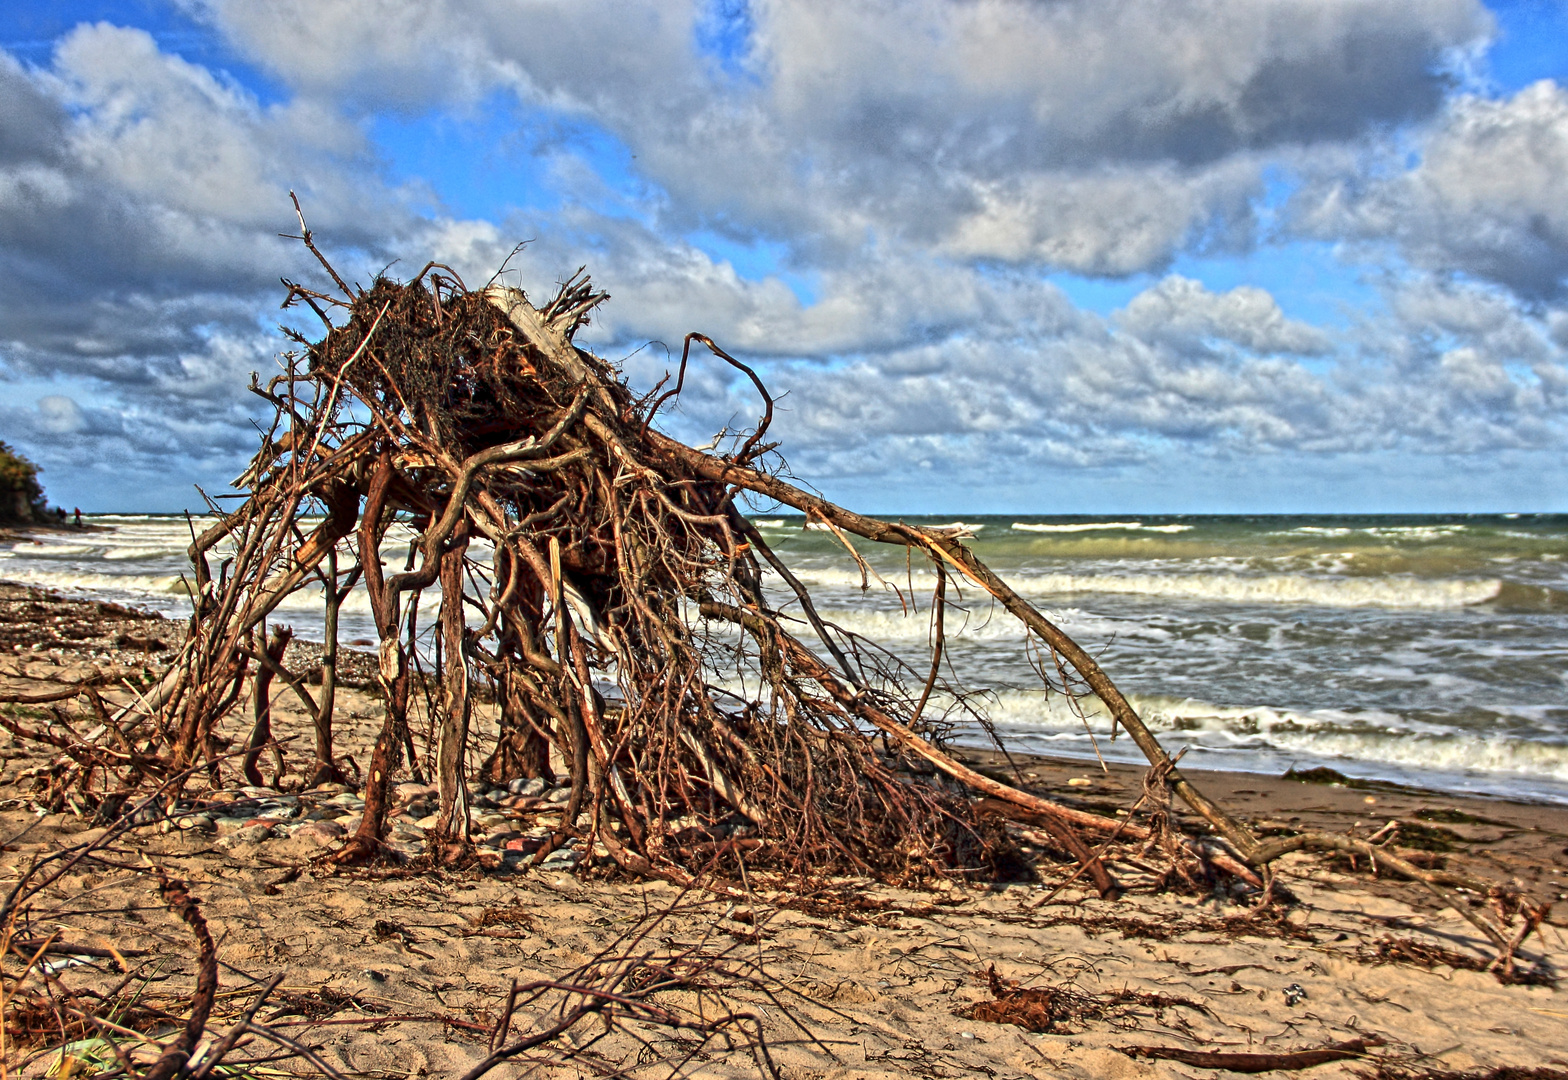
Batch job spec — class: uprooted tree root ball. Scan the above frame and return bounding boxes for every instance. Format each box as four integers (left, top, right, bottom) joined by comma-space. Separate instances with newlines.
4, 207, 1551, 974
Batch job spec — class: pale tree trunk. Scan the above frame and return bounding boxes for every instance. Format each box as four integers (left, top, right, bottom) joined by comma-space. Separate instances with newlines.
433, 523, 472, 858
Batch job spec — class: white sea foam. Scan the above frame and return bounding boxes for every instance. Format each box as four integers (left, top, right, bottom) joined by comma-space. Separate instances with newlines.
103, 545, 188, 561
1, 567, 194, 599
1012, 571, 1501, 608
964, 690, 1568, 791
773, 564, 1502, 609
751, 519, 786, 529
1013, 521, 1144, 533
806, 605, 1172, 644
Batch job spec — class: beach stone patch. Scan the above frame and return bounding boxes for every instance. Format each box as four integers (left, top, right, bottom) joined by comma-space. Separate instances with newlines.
221, 823, 274, 846
287, 820, 347, 849
253, 804, 299, 821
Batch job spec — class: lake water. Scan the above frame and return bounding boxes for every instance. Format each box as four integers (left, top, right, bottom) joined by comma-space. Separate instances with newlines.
5, 513, 1566, 802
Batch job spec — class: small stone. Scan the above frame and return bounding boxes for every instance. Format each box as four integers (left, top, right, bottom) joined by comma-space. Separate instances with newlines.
225, 824, 274, 846
415, 813, 441, 830
540, 846, 579, 870
254, 804, 299, 822
544, 787, 571, 804
509, 777, 547, 797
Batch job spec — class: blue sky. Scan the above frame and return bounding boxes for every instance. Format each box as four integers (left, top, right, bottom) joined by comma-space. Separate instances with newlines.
3, 0, 1568, 512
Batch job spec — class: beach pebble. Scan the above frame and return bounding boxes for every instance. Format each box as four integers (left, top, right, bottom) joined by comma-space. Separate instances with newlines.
212, 816, 249, 832
298, 819, 346, 839
540, 846, 579, 871
1067, 778, 1092, 787
329, 793, 365, 809
174, 813, 214, 832
253, 804, 299, 821
544, 787, 572, 804
224, 824, 274, 846
415, 813, 441, 830
508, 777, 548, 797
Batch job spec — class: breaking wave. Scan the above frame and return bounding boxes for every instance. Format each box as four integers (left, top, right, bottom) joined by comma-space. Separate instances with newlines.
1012, 521, 1193, 534
961, 690, 1568, 799
772, 565, 1502, 609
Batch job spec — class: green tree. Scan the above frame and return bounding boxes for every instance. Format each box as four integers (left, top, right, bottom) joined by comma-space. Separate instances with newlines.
0, 441, 47, 523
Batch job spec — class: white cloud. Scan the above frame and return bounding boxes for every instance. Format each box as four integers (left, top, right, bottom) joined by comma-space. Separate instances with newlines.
35, 396, 86, 435
4, 1, 1567, 511
1118, 275, 1330, 355
1297, 79, 1568, 298
189, 0, 1487, 275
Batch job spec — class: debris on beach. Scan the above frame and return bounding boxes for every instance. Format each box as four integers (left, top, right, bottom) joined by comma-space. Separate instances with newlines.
31, 206, 1251, 892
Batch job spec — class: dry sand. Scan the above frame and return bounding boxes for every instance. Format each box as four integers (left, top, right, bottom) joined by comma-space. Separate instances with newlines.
2, 583, 1565, 1078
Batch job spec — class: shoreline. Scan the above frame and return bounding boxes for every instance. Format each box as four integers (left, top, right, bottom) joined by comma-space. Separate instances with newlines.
6, 562, 1567, 808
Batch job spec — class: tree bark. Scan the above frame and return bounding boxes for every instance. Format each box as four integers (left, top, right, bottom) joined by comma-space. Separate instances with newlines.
433, 521, 473, 855
243, 626, 292, 788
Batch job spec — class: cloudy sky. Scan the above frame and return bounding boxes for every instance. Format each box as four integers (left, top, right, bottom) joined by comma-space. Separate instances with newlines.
3, 0, 1568, 513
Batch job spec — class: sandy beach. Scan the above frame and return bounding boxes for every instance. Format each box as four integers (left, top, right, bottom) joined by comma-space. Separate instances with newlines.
2, 582, 1565, 1078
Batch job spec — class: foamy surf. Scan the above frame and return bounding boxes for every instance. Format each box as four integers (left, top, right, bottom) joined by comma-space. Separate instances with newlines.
961, 690, 1568, 800
5, 512, 1567, 802
768, 564, 1501, 608
1009, 571, 1503, 609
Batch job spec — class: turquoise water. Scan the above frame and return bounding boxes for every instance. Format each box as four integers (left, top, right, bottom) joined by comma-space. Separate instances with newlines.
4, 513, 1567, 801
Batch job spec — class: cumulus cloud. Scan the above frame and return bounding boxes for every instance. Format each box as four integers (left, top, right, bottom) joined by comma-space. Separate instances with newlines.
2, 1, 1565, 510
1117, 275, 1330, 356
190, 0, 1487, 274
1296, 79, 1568, 299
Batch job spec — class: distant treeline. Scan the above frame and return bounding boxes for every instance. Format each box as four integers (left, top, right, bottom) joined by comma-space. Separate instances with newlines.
0, 441, 49, 523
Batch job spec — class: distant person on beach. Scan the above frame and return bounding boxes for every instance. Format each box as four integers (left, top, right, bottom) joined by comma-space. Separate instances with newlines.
55, 507, 65, 523
73, 507, 81, 527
